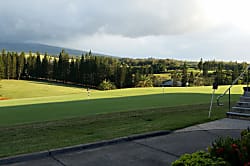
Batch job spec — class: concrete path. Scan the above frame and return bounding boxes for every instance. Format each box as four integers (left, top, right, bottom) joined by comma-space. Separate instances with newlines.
2, 118, 250, 166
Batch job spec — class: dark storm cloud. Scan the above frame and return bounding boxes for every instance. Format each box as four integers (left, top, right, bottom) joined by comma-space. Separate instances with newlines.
2, 0, 249, 61
0, 0, 208, 42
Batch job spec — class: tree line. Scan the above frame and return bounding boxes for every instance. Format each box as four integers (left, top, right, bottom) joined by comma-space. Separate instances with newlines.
0, 49, 156, 89
196, 58, 248, 85
0, 49, 248, 89
168, 59, 248, 87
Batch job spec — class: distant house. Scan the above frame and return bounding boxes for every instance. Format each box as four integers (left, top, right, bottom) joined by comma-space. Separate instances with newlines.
161, 80, 182, 87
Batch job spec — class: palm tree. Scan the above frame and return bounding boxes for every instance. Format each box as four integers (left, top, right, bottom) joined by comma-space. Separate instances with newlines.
136, 75, 153, 87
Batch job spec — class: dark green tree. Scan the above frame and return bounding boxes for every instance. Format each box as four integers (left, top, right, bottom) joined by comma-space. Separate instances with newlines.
215, 63, 223, 85
5, 52, 11, 79
41, 53, 49, 78
198, 58, 203, 71
26, 52, 36, 77
79, 55, 85, 84
134, 70, 141, 87
136, 75, 153, 87
181, 62, 188, 86
16, 52, 25, 80
35, 52, 42, 78
62, 51, 70, 82
52, 58, 58, 79
74, 58, 80, 82
57, 50, 70, 82
118, 64, 128, 88
172, 71, 178, 87
1, 49, 7, 79
232, 64, 239, 82
202, 62, 209, 77
69, 57, 77, 82
189, 71, 195, 85
0, 54, 4, 79
57, 51, 63, 80
10, 52, 17, 79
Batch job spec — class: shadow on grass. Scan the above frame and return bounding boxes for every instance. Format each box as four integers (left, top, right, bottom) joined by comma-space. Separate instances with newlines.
0, 93, 240, 127
26, 79, 87, 89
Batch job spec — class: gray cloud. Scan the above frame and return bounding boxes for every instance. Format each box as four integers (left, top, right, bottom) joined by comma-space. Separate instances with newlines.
0, 0, 250, 61
0, 0, 211, 42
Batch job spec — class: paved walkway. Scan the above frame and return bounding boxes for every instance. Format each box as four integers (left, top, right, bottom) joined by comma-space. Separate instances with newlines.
2, 118, 250, 166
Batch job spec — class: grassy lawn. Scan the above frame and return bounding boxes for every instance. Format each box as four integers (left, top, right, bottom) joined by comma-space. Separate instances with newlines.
0, 80, 84, 99
0, 103, 229, 158
0, 80, 245, 158
0, 93, 241, 127
0, 79, 244, 107
0, 80, 243, 126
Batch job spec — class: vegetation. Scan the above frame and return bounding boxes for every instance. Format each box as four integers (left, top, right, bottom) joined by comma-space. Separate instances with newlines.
0, 80, 242, 157
98, 79, 116, 90
0, 79, 243, 104
173, 129, 250, 166
0, 80, 243, 126
0, 48, 248, 90
0, 46, 248, 159
172, 151, 226, 166
136, 75, 153, 87
0, 102, 229, 158
0, 80, 83, 99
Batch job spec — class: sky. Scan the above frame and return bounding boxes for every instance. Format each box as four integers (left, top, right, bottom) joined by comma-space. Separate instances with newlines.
0, 0, 250, 61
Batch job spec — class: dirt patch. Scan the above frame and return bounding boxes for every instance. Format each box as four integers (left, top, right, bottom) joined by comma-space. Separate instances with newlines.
0, 97, 10, 100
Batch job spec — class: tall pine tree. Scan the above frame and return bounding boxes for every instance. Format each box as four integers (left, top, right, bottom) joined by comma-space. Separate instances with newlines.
69, 57, 76, 82
0, 54, 4, 79
52, 58, 58, 79
198, 58, 203, 71
16, 52, 25, 80
26, 52, 36, 77
5, 52, 11, 79
35, 52, 42, 78
10, 52, 17, 79
41, 52, 49, 78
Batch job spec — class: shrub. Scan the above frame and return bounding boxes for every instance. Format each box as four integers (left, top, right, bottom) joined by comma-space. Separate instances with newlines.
135, 75, 153, 87
209, 137, 243, 165
241, 128, 250, 164
98, 79, 116, 90
172, 128, 250, 166
172, 151, 226, 166
208, 128, 250, 165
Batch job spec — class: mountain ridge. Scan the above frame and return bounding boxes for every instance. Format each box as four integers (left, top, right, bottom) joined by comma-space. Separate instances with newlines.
0, 42, 89, 56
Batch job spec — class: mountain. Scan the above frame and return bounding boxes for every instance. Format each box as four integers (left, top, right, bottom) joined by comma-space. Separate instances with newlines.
0, 42, 87, 56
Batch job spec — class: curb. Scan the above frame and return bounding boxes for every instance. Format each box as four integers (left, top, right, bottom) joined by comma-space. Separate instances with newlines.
0, 130, 171, 165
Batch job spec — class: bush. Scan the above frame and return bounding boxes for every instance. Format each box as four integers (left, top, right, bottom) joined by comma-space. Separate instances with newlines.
172, 151, 226, 166
209, 137, 243, 165
98, 79, 116, 90
172, 128, 250, 166
241, 128, 250, 165
135, 75, 153, 87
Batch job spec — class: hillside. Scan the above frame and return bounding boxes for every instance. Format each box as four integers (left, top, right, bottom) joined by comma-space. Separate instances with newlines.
0, 42, 86, 56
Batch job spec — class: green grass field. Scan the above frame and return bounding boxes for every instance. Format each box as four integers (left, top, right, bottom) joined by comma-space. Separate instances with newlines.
0, 80, 243, 126
0, 79, 243, 107
0, 80, 84, 99
0, 80, 245, 157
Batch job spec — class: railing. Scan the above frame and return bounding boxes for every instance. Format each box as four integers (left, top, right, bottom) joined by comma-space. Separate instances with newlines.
217, 65, 250, 110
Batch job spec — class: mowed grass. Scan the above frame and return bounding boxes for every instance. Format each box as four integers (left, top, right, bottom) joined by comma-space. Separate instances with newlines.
0, 103, 230, 158
0, 80, 243, 126
0, 79, 244, 107
0, 80, 84, 99
0, 80, 245, 157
